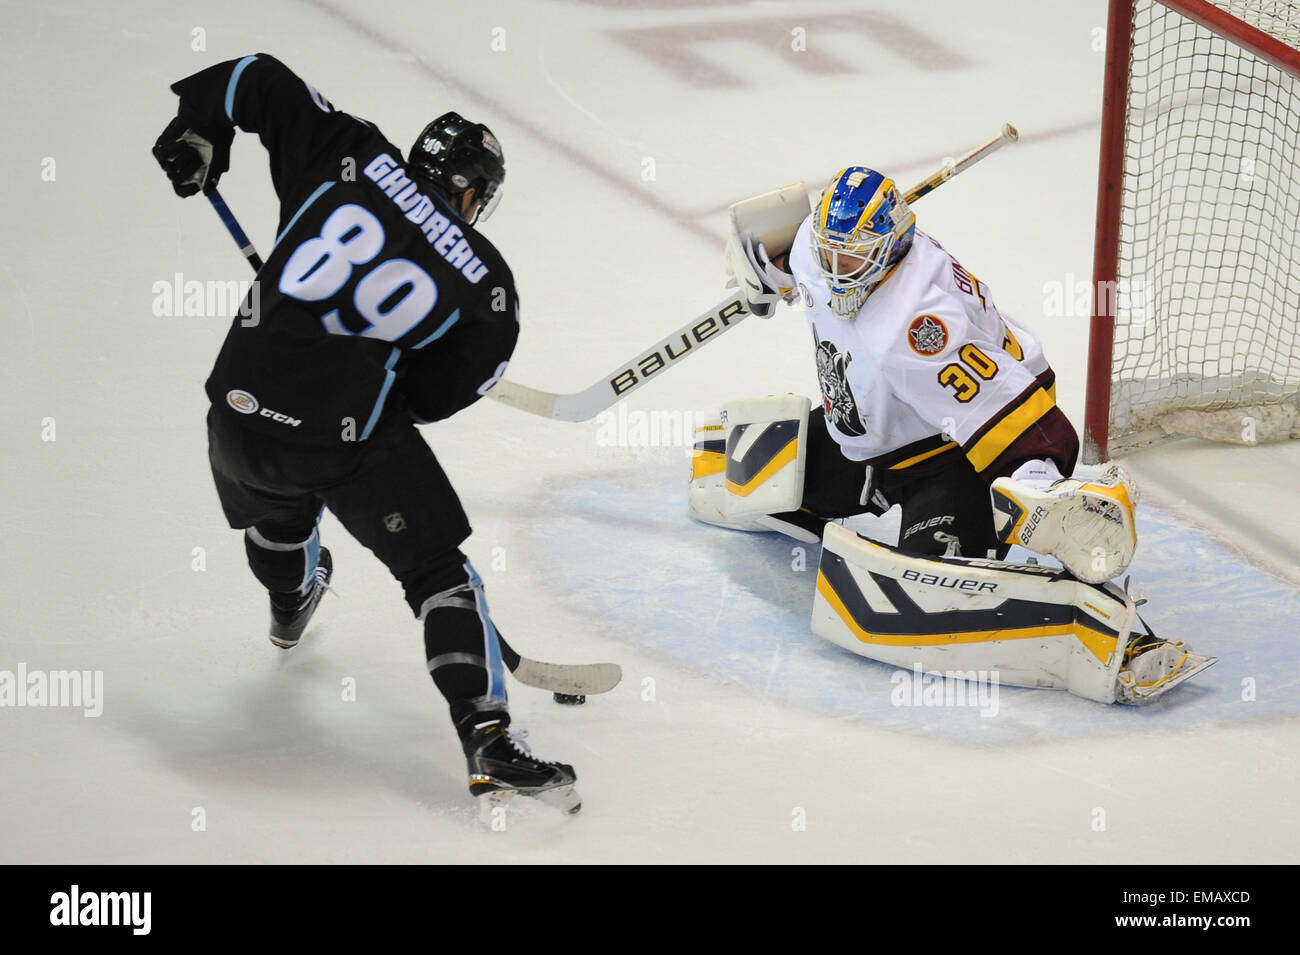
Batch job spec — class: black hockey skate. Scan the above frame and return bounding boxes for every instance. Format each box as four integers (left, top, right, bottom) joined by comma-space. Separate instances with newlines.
466, 720, 580, 818
268, 548, 333, 650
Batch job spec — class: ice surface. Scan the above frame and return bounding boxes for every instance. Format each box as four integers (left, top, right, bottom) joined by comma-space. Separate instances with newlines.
1, 0, 1297, 863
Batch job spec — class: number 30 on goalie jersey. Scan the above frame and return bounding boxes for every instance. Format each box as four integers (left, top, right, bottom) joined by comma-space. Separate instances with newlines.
883, 237, 1076, 478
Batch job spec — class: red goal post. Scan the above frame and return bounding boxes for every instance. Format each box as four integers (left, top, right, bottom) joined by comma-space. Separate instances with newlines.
1084, 0, 1300, 463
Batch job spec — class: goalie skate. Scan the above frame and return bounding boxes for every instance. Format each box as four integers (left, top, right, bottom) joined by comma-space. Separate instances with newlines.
1116, 637, 1219, 705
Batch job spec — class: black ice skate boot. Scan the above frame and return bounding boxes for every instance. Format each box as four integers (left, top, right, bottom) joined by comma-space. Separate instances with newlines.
268, 548, 333, 649
464, 717, 580, 817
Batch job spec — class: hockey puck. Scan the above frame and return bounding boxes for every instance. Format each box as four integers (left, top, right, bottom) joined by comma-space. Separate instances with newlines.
553, 692, 586, 705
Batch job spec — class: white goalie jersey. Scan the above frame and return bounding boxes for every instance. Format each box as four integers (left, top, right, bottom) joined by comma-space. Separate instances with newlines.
788, 222, 1070, 478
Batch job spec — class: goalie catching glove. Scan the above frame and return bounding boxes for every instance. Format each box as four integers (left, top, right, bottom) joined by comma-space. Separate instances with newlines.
991, 462, 1138, 584
725, 232, 795, 318
722, 181, 810, 318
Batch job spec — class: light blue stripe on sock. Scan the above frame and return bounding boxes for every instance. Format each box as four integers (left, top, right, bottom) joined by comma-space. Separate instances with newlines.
275, 181, 335, 248
225, 55, 259, 121
465, 562, 508, 704
301, 528, 320, 593
360, 347, 401, 441
411, 308, 460, 349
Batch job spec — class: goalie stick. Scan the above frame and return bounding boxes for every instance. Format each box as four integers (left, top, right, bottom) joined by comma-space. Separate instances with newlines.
206, 123, 1018, 422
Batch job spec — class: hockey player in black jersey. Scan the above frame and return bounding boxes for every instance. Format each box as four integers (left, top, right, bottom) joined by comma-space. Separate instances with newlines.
153, 54, 578, 813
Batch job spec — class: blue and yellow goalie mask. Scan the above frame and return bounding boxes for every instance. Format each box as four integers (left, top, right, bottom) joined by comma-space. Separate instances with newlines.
811, 167, 916, 318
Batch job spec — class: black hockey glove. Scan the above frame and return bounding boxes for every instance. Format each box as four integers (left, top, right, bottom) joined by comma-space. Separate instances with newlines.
152, 112, 233, 197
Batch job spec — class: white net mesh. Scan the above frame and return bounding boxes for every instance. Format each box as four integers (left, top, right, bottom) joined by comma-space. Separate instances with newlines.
1109, 0, 1300, 453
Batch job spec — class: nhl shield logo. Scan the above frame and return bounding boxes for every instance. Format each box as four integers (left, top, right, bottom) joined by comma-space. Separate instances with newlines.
907, 314, 949, 355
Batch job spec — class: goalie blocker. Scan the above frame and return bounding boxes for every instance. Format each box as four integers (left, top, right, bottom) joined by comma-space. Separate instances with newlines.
813, 523, 1216, 704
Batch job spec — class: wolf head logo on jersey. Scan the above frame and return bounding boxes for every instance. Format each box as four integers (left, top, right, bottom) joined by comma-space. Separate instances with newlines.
907, 314, 949, 355
815, 340, 866, 437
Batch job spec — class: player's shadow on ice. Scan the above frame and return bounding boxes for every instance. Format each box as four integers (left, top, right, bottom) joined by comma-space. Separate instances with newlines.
113, 622, 467, 811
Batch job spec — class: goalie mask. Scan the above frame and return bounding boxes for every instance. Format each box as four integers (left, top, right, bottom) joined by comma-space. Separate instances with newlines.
812, 167, 916, 319
409, 111, 505, 226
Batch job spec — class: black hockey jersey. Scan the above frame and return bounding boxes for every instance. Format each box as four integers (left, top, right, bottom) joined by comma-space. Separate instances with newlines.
170, 54, 518, 447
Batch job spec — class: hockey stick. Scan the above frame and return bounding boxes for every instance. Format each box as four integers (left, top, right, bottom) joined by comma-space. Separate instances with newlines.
207, 189, 264, 271
489, 123, 1021, 421
497, 633, 623, 696
902, 123, 1019, 203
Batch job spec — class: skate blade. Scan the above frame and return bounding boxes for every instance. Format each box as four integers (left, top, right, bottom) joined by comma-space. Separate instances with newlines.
1120, 652, 1218, 704
270, 640, 297, 668
535, 784, 582, 815
475, 784, 582, 825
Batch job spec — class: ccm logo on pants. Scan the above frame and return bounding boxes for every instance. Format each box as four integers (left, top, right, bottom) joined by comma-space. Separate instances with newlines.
227, 389, 302, 427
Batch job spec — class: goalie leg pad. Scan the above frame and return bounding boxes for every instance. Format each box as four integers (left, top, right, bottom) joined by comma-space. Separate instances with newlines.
688, 405, 821, 541
811, 523, 1140, 703
720, 395, 811, 520
688, 414, 768, 532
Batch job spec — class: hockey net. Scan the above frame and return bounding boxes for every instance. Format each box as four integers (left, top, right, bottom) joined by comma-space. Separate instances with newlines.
1084, 0, 1300, 461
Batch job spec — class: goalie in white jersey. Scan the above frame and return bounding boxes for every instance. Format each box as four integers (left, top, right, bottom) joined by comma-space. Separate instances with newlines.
688, 167, 1215, 705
